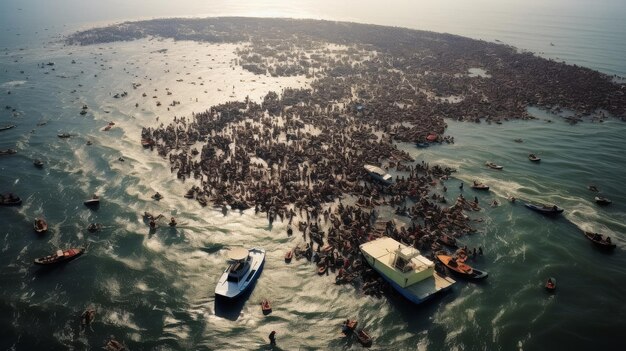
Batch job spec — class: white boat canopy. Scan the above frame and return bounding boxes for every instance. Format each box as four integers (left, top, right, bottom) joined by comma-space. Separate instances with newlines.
227, 247, 249, 261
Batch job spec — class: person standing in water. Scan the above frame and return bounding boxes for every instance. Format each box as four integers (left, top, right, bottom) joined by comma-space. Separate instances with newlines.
269, 331, 276, 346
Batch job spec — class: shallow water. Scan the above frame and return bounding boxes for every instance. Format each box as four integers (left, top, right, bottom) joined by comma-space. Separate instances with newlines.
1, 6, 626, 351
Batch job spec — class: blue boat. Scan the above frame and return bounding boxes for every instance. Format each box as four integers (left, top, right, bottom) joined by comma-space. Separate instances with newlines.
415, 142, 430, 148
524, 202, 564, 216
360, 237, 455, 304
215, 247, 265, 299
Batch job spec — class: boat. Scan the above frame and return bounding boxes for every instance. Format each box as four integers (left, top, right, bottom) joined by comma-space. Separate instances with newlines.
415, 142, 430, 148
360, 237, 455, 305
57, 133, 71, 138
260, 299, 272, 315
341, 319, 358, 335
317, 265, 328, 275
84, 195, 100, 207
471, 182, 490, 191
583, 231, 616, 250
33, 159, 44, 168
141, 138, 155, 148
215, 247, 265, 299
0, 193, 22, 206
34, 218, 48, 233
485, 162, 503, 170
0, 148, 17, 156
364, 164, 393, 185
151, 192, 163, 201
514, 138, 523, 143
284, 249, 293, 263
0, 124, 16, 131
437, 254, 488, 280
103, 124, 112, 131
34, 247, 84, 265
524, 202, 563, 216
545, 277, 556, 292
356, 329, 373, 347
528, 153, 541, 162
595, 196, 612, 205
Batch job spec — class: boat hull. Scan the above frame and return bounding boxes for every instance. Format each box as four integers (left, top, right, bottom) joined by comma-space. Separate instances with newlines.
525, 203, 563, 216
363, 252, 454, 304
215, 248, 265, 299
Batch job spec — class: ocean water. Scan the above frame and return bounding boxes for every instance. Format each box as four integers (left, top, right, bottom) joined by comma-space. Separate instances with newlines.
1, 1, 626, 350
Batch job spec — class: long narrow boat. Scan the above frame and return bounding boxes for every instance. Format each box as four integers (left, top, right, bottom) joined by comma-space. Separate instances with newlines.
0, 124, 16, 131
594, 196, 612, 206
84, 196, 100, 207
485, 162, 503, 170
215, 247, 265, 299
524, 202, 563, 216
34, 247, 84, 265
0, 148, 17, 156
0, 193, 22, 206
57, 133, 71, 138
34, 218, 48, 233
436, 254, 488, 280
356, 329, 373, 347
583, 231, 616, 250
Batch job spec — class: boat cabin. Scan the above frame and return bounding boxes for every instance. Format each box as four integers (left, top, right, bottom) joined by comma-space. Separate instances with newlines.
225, 248, 251, 283
364, 164, 393, 185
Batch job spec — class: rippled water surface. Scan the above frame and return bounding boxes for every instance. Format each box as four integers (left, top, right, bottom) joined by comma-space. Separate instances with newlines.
1, 2, 626, 350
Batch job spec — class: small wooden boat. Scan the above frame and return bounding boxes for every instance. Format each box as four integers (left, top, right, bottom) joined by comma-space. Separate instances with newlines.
342, 319, 358, 335
105, 337, 126, 351
471, 182, 490, 191
524, 203, 563, 216
34, 218, 48, 233
356, 329, 373, 347
437, 254, 488, 280
284, 250, 293, 263
528, 153, 541, 162
0, 193, 22, 206
33, 159, 44, 168
0, 124, 16, 131
0, 148, 17, 156
57, 133, 71, 138
485, 162, 503, 170
545, 277, 556, 292
34, 247, 84, 265
141, 138, 154, 148
595, 196, 612, 205
261, 299, 272, 315
583, 231, 616, 250
514, 138, 523, 143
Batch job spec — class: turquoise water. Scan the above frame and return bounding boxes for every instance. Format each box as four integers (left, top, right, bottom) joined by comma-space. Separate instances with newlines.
2, 2, 626, 350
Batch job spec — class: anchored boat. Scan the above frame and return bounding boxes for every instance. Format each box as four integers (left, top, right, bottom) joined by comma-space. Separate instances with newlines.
360, 237, 455, 305
215, 247, 265, 299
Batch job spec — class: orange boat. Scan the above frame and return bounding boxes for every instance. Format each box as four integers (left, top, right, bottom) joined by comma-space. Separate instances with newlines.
436, 254, 488, 280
